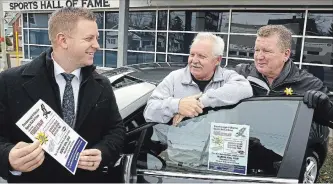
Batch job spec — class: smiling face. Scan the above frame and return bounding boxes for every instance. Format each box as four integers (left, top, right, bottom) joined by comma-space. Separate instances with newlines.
254, 34, 290, 80
188, 39, 221, 81
65, 19, 100, 67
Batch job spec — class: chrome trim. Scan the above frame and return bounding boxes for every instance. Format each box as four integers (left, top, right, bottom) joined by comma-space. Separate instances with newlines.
123, 154, 135, 183
137, 169, 299, 183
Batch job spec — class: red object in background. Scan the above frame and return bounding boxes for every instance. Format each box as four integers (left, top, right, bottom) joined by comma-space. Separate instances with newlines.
0, 37, 4, 42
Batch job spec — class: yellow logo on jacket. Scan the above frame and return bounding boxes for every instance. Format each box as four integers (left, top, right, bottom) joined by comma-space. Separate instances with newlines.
284, 87, 293, 96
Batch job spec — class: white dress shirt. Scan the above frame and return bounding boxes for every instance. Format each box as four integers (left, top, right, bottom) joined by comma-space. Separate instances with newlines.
52, 54, 82, 114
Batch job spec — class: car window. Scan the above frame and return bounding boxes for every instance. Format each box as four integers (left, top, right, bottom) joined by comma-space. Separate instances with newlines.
138, 99, 301, 178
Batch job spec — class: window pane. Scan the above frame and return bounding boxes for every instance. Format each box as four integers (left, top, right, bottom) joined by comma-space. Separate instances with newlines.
156, 54, 166, 62
231, 11, 305, 35
128, 32, 155, 51
302, 65, 333, 92
158, 10, 167, 30
167, 54, 188, 63
29, 30, 50, 45
23, 29, 28, 44
226, 59, 254, 69
129, 11, 156, 30
24, 44, 29, 59
146, 100, 300, 177
127, 52, 154, 65
307, 11, 333, 36
168, 33, 195, 54
94, 50, 103, 66
23, 13, 28, 28
105, 12, 119, 29
98, 31, 103, 48
157, 33, 167, 52
105, 50, 117, 67
30, 46, 49, 59
303, 38, 333, 66
28, 13, 50, 28
169, 11, 229, 32
105, 31, 118, 49
94, 12, 104, 29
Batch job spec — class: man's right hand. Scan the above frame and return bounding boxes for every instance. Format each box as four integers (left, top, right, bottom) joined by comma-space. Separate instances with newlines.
9, 141, 45, 172
178, 93, 204, 118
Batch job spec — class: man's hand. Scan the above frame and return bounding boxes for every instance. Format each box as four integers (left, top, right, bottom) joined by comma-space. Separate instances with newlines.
78, 149, 102, 171
178, 93, 204, 118
8, 141, 45, 172
303, 90, 331, 109
172, 114, 185, 126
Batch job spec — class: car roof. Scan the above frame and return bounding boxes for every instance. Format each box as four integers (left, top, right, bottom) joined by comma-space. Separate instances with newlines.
101, 62, 187, 85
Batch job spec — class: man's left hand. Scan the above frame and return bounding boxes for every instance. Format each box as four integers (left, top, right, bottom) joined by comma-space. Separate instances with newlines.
303, 90, 331, 109
78, 149, 102, 171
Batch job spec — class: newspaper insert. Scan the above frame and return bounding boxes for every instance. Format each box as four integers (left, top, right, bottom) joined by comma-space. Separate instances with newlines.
208, 122, 250, 175
16, 99, 87, 175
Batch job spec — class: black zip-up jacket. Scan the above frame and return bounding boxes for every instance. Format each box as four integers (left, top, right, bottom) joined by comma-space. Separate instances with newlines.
235, 59, 327, 96
235, 59, 333, 128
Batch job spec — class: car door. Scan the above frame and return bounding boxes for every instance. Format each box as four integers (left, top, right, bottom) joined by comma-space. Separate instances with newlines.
122, 97, 314, 183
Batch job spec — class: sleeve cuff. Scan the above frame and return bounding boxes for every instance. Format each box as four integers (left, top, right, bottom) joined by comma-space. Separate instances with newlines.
199, 94, 209, 108
169, 98, 181, 115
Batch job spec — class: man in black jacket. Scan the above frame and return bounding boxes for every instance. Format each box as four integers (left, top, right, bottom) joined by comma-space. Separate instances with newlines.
0, 7, 125, 182
235, 25, 333, 128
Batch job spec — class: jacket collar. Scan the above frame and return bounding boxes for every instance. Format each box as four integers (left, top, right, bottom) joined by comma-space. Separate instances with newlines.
181, 65, 224, 85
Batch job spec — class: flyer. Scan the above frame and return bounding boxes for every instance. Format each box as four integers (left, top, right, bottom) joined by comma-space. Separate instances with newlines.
208, 122, 249, 175
16, 99, 87, 175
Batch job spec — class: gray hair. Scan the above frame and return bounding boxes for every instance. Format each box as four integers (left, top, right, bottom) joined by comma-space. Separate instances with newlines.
191, 32, 225, 57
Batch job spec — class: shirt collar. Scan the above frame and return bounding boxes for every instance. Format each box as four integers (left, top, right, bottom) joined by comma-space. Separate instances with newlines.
181, 65, 224, 85
51, 52, 81, 80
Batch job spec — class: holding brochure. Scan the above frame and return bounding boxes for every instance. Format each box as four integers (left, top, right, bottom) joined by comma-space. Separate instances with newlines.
16, 99, 87, 175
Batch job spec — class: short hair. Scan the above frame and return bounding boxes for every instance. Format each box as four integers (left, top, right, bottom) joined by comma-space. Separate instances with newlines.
257, 25, 293, 51
48, 7, 96, 44
191, 32, 225, 57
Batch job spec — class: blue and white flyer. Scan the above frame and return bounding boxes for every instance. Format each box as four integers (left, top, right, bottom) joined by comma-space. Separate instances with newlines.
15, 99, 87, 175
208, 123, 250, 175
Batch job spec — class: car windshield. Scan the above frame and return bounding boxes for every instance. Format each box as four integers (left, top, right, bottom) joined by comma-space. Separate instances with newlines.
139, 99, 301, 178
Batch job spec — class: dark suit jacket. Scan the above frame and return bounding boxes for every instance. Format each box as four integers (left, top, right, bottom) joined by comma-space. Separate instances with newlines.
0, 48, 125, 183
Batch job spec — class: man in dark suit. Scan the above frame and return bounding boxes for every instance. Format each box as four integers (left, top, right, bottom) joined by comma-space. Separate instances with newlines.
0, 7, 125, 183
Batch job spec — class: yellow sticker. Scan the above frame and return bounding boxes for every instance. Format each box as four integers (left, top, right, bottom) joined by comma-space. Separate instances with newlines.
35, 132, 48, 145
284, 87, 293, 96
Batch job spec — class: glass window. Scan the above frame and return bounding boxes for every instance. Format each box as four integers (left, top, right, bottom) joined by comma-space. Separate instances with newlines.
156, 54, 166, 62
94, 50, 103, 67
105, 31, 118, 49
302, 38, 333, 66
29, 30, 50, 45
23, 29, 28, 44
301, 64, 333, 92
143, 99, 300, 177
167, 54, 188, 63
128, 32, 155, 51
105, 50, 117, 67
226, 59, 254, 69
129, 11, 156, 30
306, 11, 333, 36
30, 46, 49, 59
231, 11, 305, 35
127, 52, 154, 65
157, 33, 167, 52
158, 10, 168, 30
168, 33, 195, 54
23, 13, 28, 28
24, 45, 29, 59
28, 13, 50, 28
98, 31, 104, 48
94, 12, 104, 29
169, 10, 229, 32
105, 12, 119, 29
